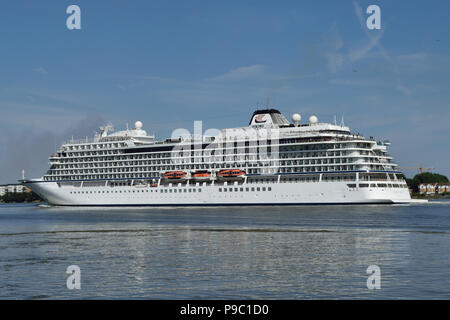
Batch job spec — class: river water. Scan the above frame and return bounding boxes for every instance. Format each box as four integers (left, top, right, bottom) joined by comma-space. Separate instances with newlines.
0, 201, 449, 299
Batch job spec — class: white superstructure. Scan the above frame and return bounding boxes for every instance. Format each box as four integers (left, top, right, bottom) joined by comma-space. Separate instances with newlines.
22, 109, 417, 206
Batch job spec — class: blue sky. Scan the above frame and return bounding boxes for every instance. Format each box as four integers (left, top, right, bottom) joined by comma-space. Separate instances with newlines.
0, 0, 449, 183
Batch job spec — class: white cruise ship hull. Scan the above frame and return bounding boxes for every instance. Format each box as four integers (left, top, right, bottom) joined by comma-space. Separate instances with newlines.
24, 180, 415, 206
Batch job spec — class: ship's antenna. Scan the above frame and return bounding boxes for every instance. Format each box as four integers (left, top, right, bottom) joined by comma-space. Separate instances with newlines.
334, 115, 337, 126
340, 115, 345, 127
22, 169, 25, 180
266, 96, 270, 108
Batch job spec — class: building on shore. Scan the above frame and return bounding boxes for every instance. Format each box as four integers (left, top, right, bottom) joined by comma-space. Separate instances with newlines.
419, 183, 450, 195
0, 184, 31, 197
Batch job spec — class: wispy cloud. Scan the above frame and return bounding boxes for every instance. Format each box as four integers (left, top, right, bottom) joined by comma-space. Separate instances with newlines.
206, 65, 266, 81
34, 66, 48, 75
398, 53, 427, 61
348, 30, 385, 63
330, 78, 374, 87
395, 84, 412, 96
351, 1, 391, 63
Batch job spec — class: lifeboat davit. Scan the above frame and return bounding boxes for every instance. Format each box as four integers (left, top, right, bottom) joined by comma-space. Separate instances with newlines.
217, 169, 246, 180
163, 171, 187, 180
191, 170, 211, 180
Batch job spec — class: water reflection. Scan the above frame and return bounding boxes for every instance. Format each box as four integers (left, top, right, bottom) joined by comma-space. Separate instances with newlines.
0, 202, 449, 299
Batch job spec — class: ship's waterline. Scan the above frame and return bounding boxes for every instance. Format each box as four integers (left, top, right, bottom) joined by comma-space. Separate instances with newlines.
22, 109, 420, 206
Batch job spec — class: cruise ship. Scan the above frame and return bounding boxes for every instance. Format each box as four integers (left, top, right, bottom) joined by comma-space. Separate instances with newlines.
22, 109, 418, 206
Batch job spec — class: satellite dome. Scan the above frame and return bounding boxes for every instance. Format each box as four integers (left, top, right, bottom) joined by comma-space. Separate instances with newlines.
135, 121, 143, 130
309, 115, 318, 124
292, 113, 301, 122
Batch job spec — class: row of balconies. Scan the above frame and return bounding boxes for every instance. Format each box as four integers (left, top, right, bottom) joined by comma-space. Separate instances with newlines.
45, 164, 393, 181
57, 140, 379, 160
50, 153, 395, 171
46, 161, 393, 177
52, 150, 394, 166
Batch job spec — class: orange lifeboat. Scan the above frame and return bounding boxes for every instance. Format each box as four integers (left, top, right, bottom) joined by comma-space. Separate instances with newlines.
217, 169, 246, 179
192, 170, 211, 180
163, 171, 187, 180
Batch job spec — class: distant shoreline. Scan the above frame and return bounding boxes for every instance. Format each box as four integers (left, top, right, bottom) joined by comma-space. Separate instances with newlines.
0, 200, 43, 204
412, 194, 450, 200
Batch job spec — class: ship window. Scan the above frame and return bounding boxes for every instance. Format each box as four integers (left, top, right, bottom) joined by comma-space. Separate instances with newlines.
246, 187, 249, 192
219, 188, 222, 192
257, 187, 260, 191
223, 188, 227, 192
234, 188, 238, 192
359, 184, 369, 188
251, 187, 255, 192
262, 187, 266, 191
198, 189, 201, 192
268, 187, 272, 191
240, 188, 243, 192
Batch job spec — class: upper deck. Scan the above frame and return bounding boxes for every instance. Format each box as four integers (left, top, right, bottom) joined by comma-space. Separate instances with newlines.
43, 109, 398, 182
